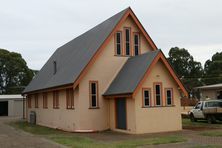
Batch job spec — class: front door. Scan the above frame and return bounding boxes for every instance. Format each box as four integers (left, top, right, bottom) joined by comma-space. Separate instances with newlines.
116, 98, 127, 130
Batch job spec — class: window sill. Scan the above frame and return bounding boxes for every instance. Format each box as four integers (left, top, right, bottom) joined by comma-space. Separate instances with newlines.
114, 55, 133, 57
88, 107, 100, 109
141, 106, 151, 108
165, 105, 175, 107
53, 107, 60, 109
67, 108, 75, 110
141, 105, 175, 108
43, 107, 48, 109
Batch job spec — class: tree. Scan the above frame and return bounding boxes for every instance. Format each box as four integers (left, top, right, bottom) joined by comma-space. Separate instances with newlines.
0, 48, 34, 94
204, 52, 222, 85
167, 47, 204, 93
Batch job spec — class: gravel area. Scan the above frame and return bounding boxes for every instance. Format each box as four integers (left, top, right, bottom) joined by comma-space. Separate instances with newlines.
0, 117, 65, 148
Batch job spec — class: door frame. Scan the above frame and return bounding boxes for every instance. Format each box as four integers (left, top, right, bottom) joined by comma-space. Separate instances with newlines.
115, 98, 127, 130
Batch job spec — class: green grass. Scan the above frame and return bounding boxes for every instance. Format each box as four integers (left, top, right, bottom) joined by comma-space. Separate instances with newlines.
182, 118, 222, 128
9, 121, 186, 148
112, 136, 186, 148
192, 145, 222, 148
200, 131, 222, 137
9, 121, 62, 135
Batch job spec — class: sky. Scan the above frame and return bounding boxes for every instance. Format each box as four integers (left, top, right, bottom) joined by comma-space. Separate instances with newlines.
0, 0, 221, 70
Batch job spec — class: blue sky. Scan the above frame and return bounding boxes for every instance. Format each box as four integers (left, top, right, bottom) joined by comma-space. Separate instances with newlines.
0, 0, 221, 70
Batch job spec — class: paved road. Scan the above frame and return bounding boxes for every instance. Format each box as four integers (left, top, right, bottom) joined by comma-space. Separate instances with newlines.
0, 117, 65, 148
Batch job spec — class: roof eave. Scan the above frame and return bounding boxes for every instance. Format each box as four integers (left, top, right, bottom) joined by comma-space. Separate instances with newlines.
103, 92, 133, 99
22, 83, 74, 95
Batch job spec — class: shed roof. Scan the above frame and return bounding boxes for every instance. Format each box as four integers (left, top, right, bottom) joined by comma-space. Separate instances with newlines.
0, 95, 23, 99
23, 8, 128, 94
104, 50, 160, 96
195, 83, 222, 90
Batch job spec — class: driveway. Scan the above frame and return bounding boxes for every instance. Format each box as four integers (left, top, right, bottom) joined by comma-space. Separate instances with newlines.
1, 117, 222, 148
0, 117, 65, 148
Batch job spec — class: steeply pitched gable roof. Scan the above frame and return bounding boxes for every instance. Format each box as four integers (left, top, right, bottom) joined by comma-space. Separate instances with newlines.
23, 7, 159, 94
103, 50, 160, 96
23, 8, 128, 94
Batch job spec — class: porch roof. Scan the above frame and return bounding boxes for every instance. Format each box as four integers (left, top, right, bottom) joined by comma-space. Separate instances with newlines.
103, 50, 160, 96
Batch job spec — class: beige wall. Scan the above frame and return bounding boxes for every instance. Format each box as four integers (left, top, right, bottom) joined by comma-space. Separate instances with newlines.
27, 88, 79, 131
134, 60, 182, 134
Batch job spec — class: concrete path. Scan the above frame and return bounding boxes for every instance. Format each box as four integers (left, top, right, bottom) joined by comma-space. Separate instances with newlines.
0, 117, 65, 148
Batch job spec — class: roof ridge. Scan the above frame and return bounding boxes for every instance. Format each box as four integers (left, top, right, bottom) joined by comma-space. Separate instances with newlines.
56, 8, 129, 51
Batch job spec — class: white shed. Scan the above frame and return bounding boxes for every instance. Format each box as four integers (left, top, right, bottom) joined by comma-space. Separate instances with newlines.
0, 95, 24, 117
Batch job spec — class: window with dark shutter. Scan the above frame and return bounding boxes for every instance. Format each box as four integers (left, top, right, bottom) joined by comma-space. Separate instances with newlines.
34, 94, 38, 108
143, 88, 151, 107
53, 90, 59, 109
115, 32, 122, 55
154, 83, 162, 106
43, 92, 48, 109
89, 81, 99, 108
166, 89, 173, 106
27, 95, 31, 108
125, 28, 131, 56
66, 88, 74, 109
134, 33, 139, 56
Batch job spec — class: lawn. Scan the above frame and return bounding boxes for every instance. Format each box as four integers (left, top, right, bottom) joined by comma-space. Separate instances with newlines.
192, 145, 222, 148
182, 118, 222, 129
183, 118, 222, 138
9, 121, 186, 148
200, 131, 222, 137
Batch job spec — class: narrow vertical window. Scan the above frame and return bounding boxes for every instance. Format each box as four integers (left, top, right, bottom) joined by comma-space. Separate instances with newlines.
53, 61, 57, 74
154, 83, 162, 106
143, 88, 151, 107
134, 33, 140, 56
166, 88, 173, 106
89, 81, 98, 108
43, 92, 48, 109
53, 90, 59, 109
35, 94, 38, 108
125, 28, 131, 56
115, 32, 122, 55
27, 95, 31, 108
66, 88, 74, 109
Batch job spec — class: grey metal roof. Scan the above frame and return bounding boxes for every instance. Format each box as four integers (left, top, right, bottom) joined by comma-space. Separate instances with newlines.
195, 83, 222, 90
23, 8, 128, 94
103, 50, 160, 96
0, 95, 24, 101
0, 95, 23, 99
